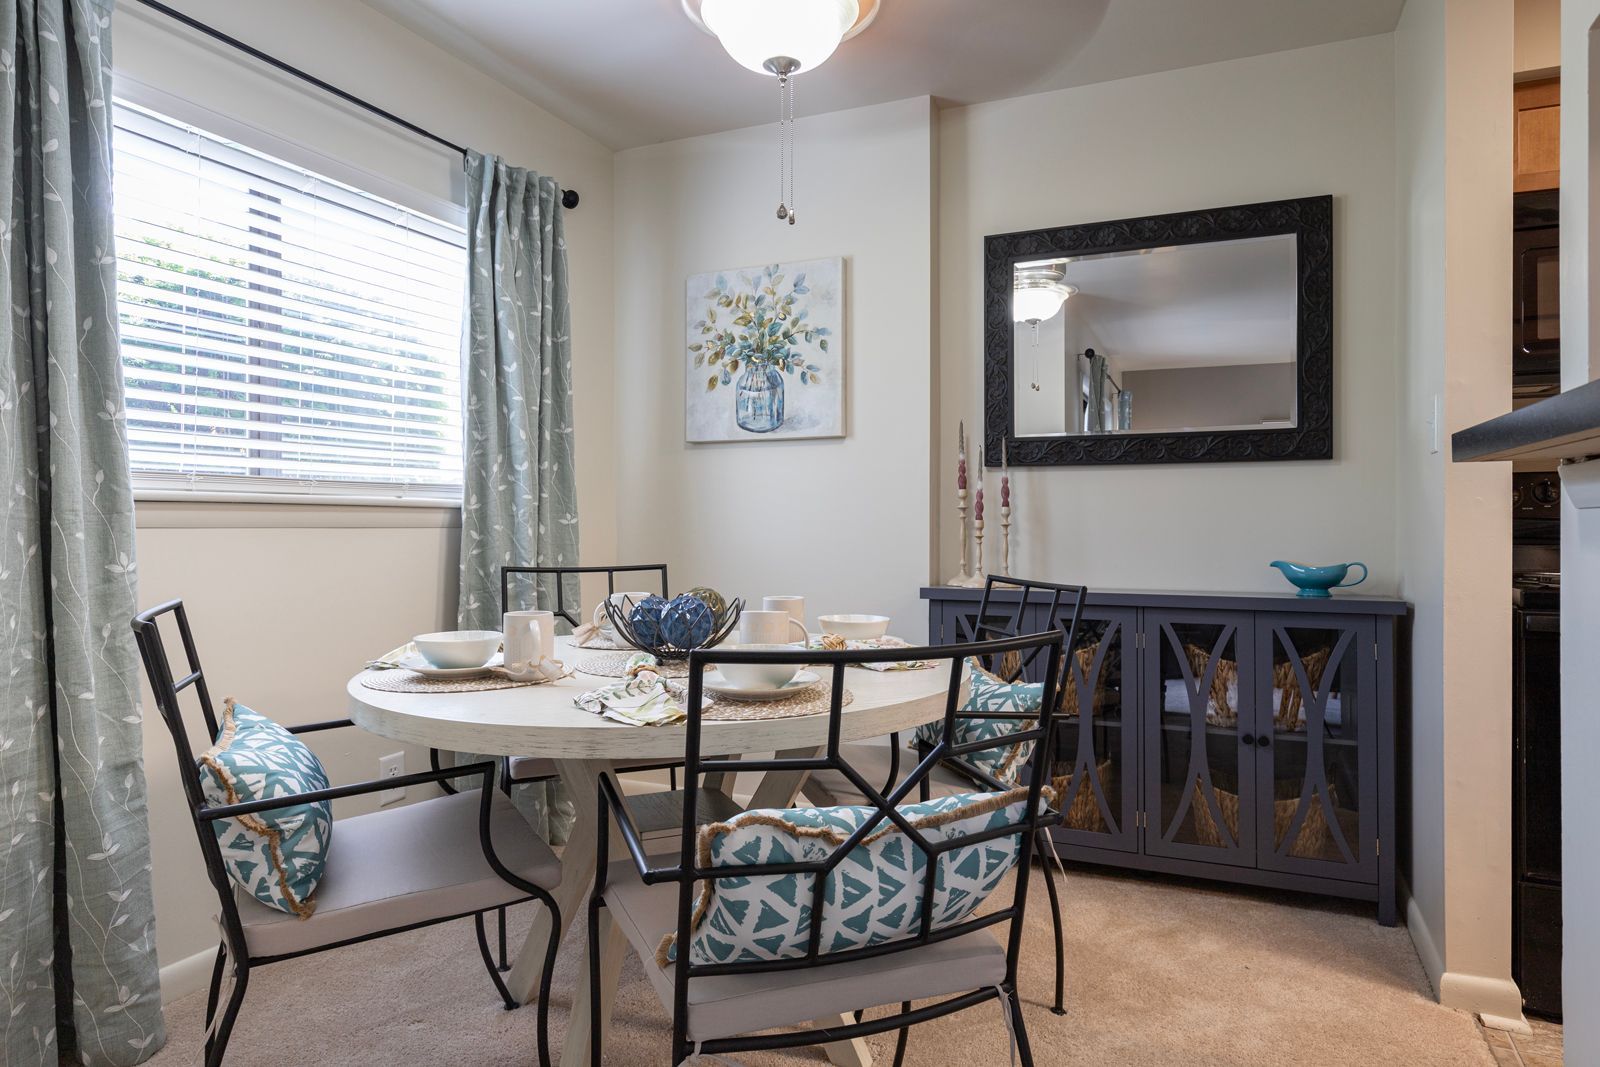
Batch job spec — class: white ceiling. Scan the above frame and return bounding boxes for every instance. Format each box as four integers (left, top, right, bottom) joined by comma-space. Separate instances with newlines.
360, 0, 1407, 149
1019, 236, 1298, 371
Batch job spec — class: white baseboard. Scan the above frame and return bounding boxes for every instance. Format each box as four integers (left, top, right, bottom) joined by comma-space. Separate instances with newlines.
1406, 889, 1527, 1025
160, 945, 217, 1006
1439, 972, 1526, 1028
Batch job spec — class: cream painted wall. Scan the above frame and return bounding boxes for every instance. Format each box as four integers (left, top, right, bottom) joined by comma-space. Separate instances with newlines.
1394, 0, 1518, 1022
1394, 0, 1450, 998
112, 0, 620, 986
1516, 0, 1561, 76
611, 97, 937, 637
938, 37, 1400, 594
1120, 363, 1297, 431
1560, 0, 1600, 1055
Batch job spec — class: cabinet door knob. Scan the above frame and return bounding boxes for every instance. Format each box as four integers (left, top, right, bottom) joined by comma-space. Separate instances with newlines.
1241, 734, 1256, 746
1257, 733, 1272, 748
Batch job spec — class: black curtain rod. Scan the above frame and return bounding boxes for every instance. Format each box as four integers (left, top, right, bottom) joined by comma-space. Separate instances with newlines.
129, 0, 580, 210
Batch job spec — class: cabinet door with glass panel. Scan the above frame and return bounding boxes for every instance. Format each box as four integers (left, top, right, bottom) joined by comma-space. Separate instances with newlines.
1142, 610, 1258, 867
1250, 615, 1378, 882
1047, 607, 1138, 853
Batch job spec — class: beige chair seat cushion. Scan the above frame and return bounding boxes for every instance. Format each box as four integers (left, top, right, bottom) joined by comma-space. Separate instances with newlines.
601, 857, 1007, 1043
804, 740, 978, 807
235, 789, 559, 959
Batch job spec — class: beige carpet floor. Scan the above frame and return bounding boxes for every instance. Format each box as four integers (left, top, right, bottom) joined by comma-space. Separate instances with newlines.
148, 867, 1493, 1066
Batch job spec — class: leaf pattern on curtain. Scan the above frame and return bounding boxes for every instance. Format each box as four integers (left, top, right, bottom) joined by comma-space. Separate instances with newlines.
0, 0, 164, 1064
457, 150, 580, 843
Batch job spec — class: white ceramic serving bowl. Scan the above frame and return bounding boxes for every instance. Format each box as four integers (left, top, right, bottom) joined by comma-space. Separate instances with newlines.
711, 644, 804, 691
817, 614, 891, 640
412, 630, 502, 669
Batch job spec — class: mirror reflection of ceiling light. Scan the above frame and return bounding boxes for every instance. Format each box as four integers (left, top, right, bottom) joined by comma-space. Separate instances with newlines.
1013, 266, 1077, 324
1015, 266, 1077, 393
683, 0, 879, 225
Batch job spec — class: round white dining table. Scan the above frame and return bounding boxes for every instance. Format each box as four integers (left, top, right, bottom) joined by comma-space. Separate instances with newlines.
347, 636, 955, 1067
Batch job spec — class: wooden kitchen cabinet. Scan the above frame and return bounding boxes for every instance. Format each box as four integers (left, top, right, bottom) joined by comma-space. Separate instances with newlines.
1515, 77, 1560, 192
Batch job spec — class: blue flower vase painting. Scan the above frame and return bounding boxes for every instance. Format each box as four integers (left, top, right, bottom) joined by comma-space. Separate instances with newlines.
685, 257, 845, 442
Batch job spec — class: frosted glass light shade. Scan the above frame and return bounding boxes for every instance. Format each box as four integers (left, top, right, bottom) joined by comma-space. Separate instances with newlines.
1013, 283, 1076, 324
700, 0, 860, 75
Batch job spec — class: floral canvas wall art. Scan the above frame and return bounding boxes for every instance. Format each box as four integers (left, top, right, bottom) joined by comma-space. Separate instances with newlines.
685, 257, 844, 442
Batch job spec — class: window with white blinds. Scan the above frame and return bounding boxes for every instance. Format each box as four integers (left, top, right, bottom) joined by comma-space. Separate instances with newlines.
113, 102, 467, 501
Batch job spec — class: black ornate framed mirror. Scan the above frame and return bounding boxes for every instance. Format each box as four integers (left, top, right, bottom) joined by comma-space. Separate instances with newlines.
984, 195, 1333, 465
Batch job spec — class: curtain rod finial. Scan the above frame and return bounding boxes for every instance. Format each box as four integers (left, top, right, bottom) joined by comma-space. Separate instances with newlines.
562, 189, 579, 210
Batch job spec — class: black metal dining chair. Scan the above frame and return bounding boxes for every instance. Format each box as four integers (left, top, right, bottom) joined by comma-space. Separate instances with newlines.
133, 599, 564, 1067
432, 563, 674, 798
475, 563, 711, 971
922, 576, 1085, 1016
587, 628, 1067, 1066
805, 574, 1086, 1016
500, 562, 670, 631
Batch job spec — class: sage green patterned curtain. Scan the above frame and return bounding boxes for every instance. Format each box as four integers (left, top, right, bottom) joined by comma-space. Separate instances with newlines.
457, 150, 580, 843
0, 0, 165, 1063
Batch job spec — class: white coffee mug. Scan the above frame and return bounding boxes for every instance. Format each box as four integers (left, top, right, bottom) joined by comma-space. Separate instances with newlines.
504, 610, 554, 667
593, 592, 652, 636
763, 595, 807, 634
740, 609, 808, 645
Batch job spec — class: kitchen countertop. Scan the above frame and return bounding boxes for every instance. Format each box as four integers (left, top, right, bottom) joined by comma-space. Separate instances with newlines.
1453, 378, 1600, 462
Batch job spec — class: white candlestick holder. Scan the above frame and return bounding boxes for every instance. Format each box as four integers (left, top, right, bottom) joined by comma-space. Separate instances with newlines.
1000, 505, 1011, 578
971, 516, 986, 585
947, 487, 979, 586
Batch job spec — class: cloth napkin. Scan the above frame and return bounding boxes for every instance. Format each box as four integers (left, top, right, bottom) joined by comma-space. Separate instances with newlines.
573, 652, 699, 726
366, 642, 418, 670
804, 634, 935, 671
572, 622, 625, 648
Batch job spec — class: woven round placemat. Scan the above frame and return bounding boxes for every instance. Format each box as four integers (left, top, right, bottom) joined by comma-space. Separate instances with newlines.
573, 649, 693, 679
358, 669, 547, 695
703, 682, 852, 722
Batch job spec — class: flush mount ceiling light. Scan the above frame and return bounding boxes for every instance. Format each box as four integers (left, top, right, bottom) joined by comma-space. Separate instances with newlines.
1013, 266, 1077, 324
683, 0, 880, 225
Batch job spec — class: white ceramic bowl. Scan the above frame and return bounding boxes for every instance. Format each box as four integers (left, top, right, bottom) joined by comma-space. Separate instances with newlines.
711, 644, 803, 691
412, 630, 502, 669
817, 614, 891, 640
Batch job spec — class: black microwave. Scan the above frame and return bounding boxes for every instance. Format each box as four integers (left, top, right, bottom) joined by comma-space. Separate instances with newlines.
1515, 189, 1560, 386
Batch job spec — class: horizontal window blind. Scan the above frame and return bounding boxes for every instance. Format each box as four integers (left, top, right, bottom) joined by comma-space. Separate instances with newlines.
113, 101, 467, 500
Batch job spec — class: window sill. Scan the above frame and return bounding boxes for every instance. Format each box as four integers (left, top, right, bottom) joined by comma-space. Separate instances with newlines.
134, 487, 462, 508
134, 492, 462, 530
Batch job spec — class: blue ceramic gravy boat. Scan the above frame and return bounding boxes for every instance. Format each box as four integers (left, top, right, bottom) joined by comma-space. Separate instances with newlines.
1269, 560, 1368, 598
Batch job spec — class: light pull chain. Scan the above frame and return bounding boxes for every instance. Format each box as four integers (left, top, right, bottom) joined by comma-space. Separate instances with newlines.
775, 72, 797, 226
776, 72, 787, 222
786, 73, 796, 225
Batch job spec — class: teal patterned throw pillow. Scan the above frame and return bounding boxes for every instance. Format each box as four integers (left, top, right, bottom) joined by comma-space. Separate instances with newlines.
658, 788, 1039, 967
913, 657, 1044, 786
198, 700, 332, 917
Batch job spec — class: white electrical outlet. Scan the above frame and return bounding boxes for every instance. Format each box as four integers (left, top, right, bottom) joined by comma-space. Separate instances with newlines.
378, 752, 405, 806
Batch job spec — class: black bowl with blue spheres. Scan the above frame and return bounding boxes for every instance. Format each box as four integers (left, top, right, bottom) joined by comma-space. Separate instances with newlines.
605, 589, 742, 661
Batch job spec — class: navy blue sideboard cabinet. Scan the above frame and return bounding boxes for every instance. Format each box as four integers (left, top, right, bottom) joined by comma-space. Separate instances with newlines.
923, 586, 1409, 924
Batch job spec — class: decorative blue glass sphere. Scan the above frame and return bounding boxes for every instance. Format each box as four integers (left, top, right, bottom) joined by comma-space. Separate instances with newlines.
660, 593, 716, 649
627, 595, 669, 646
